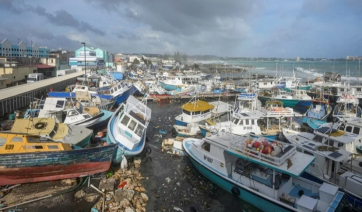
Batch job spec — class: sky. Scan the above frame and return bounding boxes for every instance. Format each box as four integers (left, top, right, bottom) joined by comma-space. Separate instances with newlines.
0, 0, 361, 58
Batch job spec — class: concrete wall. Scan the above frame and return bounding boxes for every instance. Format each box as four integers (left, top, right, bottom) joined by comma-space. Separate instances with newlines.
0, 66, 33, 86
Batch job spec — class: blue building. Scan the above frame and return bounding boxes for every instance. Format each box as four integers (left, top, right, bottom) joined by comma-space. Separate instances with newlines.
0, 38, 49, 58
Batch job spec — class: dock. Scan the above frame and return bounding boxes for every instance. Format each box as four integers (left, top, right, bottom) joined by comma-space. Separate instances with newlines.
0, 72, 83, 117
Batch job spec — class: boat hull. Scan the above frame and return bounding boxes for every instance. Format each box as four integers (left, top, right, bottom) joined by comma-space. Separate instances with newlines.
175, 119, 188, 126
0, 145, 116, 185
159, 82, 178, 91
296, 100, 312, 107
88, 109, 114, 130
186, 149, 292, 212
258, 96, 299, 108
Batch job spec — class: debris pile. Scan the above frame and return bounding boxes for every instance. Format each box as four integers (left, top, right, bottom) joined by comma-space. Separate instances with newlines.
90, 157, 149, 212
161, 138, 186, 156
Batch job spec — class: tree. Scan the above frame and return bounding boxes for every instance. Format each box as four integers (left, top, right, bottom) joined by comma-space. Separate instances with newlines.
132, 58, 140, 65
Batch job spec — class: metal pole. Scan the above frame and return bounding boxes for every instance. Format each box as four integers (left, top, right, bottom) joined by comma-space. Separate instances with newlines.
81, 42, 86, 81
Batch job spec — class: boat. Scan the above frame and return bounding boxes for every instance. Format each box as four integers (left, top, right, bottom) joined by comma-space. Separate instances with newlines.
258, 89, 300, 108
159, 74, 201, 91
282, 127, 362, 209
183, 133, 346, 212
166, 84, 195, 96
333, 93, 362, 119
172, 122, 201, 137
289, 89, 312, 107
133, 80, 147, 96
175, 97, 231, 127
302, 96, 332, 130
97, 81, 136, 105
24, 97, 112, 130
0, 132, 116, 185
9, 117, 93, 148
106, 95, 152, 161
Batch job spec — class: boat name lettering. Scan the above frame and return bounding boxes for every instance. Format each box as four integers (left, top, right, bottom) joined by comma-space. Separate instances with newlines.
204, 155, 213, 163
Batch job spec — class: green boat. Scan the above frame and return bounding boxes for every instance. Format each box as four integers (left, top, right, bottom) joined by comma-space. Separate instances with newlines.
258, 90, 299, 108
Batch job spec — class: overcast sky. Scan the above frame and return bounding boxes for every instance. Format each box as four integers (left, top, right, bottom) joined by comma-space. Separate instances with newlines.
1, 0, 361, 58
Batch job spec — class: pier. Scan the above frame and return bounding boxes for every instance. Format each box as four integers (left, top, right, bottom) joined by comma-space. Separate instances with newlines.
0, 72, 83, 117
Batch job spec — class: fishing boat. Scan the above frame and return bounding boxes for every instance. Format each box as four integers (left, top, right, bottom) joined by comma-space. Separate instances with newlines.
183, 133, 346, 212
166, 84, 195, 96
133, 80, 147, 96
0, 132, 116, 185
282, 127, 362, 210
289, 89, 312, 107
172, 122, 201, 137
302, 96, 332, 130
106, 95, 151, 161
333, 93, 362, 119
97, 81, 136, 105
9, 117, 93, 148
24, 97, 112, 130
174, 97, 230, 127
258, 89, 300, 108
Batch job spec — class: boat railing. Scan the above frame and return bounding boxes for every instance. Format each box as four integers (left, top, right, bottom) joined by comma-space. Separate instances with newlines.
260, 107, 295, 116
230, 140, 296, 167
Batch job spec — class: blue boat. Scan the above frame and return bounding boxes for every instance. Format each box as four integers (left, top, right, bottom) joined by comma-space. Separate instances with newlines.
183, 133, 346, 212
302, 97, 332, 129
106, 95, 151, 161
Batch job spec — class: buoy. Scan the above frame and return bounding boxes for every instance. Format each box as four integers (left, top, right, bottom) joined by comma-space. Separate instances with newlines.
231, 186, 240, 197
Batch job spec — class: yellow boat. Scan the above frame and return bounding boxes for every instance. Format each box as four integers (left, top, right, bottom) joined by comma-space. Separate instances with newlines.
181, 100, 215, 112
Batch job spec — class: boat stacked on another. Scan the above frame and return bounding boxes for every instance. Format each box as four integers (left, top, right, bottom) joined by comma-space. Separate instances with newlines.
106, 95, 152, 161
183, 132, 346, 212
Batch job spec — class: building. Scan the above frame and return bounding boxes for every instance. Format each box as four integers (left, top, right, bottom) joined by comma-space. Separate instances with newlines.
49, 50, 74, 70
0, 57, 33, 87
0, 38, 49, 58
69, 46, 105, 71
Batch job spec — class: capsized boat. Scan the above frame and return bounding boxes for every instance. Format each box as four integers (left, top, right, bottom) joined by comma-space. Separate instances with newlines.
0, 132, 116, 185
183, 133, 346, 212
106, 95, 151, 161
10, 117, 93, 148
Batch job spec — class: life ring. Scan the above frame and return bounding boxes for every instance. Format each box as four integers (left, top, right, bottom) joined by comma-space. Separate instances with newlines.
34, 122, 46, 129
231, 186, 240, 197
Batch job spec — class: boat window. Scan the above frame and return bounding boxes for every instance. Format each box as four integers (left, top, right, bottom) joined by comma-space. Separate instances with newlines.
182, 109, 191, 115
296, 147, 302, 152
340, 88, 344, 92
34, 145, 43, 149
233, 119, 239, 124
353, 127, 360, 135
346, 126, 352, 133
48, 145, 59, 149
56, 100, 64, 108
245, 119, 249, 125
304, 150, 313, 156
338, 143, 344, 147
338, 124, 345, 131
357, 88, 361, 92
121, 115, 130, 126
111, 88, 114, 93
312, 135, 323, 143
251, 120, 255, 125
128, 120, 137, 131
194, 111, 201, 115
135, 124, 144, 136
239, 120, 244, 125
68, 110, 78, 116
328, 140, 334, 146
204, 109, 211, 113
201, 142, 210, 152
0, 137, 6, 144
118, 85, 121, 90
11, 137, 23, 142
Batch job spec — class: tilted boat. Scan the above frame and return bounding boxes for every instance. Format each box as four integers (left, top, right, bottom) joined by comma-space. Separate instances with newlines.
258, 90, 300, 108
10, 117, 93, 148
106, 95, 151, 161
183, 133, 346, 212
302, 96, 332, 130
0, 132, 116, 185
333, 93, 362, 120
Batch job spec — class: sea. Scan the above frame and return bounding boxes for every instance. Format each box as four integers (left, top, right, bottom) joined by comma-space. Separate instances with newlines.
197, 59, 362, 82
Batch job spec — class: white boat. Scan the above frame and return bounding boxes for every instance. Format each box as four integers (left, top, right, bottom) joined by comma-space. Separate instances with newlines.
183, 133, 345, 212
25, 97, 108, 129
282, 127, 362, 209
106, 95, 151, 161
333, 93, 362, 119
166, 84, 195, 96
175, 97, 231, 126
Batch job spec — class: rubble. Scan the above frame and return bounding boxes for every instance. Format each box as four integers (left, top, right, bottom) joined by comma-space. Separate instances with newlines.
161, 137, 187, 156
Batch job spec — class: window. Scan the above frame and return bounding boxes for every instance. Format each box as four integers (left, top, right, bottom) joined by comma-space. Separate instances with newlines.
56, 100, 64, 108
233, 119, 239, 124
182, 109, 191, 115
328, 140, 334, 146
296, 147, 302, 152
245, 119, 249, 125
194, 111, 201, 115
338, 143, 344, 147
313, 135, 323, 142
346, 126, 352, 133
121, 115, 130, 126
128, 119, 137, 131
357, 88, 361, 92
251, 120, 255, 125
201, 142, 210, 152
304, 150, 313, 156
135, 124, 144, 136
11, 137, 23, 142
353, 127, 360, 135
340, 88, 344, 92
338, 124, 345, 131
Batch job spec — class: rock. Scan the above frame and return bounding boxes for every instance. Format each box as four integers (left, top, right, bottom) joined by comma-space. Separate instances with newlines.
85, 194, 98, 202
74, 190, 85, 198
61, 179, 76, 186
140, 193, 149, 202
125, 207, 135, 212
119, 199, 130, 209
134, 186, 146, 192
115, 189, 135, 202
165, 177, 171, 183
134, 157, 142, 168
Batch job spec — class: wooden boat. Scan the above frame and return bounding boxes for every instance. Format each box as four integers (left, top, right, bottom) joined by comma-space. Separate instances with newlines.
183, 133, 346, 212
0, 132, 116, 185
10, 117, 93, 148
258, 90, 300, 108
